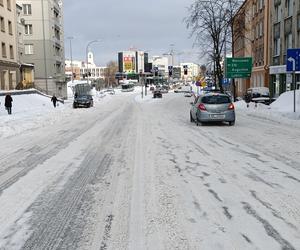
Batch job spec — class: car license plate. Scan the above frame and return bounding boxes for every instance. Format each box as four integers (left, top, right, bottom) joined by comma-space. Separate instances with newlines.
210, 114, 225, 119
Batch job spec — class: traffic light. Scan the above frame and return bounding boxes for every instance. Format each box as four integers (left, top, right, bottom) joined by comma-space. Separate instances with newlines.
183, 65, 188, 75
73, 73, 76, 78
168, 66, 173, 77
154, 66, 159, 77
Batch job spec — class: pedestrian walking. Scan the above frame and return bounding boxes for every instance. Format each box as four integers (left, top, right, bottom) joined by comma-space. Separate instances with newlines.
5, 94, 13, 115
244, 92, 251, 108
51, 94, 58, 108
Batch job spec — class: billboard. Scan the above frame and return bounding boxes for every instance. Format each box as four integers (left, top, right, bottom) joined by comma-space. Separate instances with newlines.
123, 51, 136, 73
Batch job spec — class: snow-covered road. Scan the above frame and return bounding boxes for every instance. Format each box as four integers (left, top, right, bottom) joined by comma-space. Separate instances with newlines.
0, 92, 299, 250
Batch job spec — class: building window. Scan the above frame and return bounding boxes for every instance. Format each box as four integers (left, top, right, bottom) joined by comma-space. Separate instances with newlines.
0, 16, 4, 32
7, 0, 11, 10
274, 37, 280, 56
9, 45, 13, 59
23, 4, 32, 15
252, 4, 256, 17
24, 44, 34, 54
259, 0, 263, 10
275, 4, 281, 22
286, 0, 293, 17
285, 33, 293, 50
24, 24, 32, 35
2, 42, 6, 58
8, 20, 12, 35
259, 21, 263, 37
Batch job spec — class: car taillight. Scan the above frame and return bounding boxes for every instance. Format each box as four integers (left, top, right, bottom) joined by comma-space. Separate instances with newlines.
198, 103, 206, 111
228, 103, 234, 110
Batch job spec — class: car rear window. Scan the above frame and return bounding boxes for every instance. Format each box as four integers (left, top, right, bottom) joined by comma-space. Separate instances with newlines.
201, 95, 231, 104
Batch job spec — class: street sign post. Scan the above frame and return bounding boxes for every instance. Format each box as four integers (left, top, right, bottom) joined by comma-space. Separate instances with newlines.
225, 58, 252, 78
286, 48, 300, 113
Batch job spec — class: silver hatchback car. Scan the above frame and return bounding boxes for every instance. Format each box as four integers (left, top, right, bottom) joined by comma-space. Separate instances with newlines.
190, 93, 235, 126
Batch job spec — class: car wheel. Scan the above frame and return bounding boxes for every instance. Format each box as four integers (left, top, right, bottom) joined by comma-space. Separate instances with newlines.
73, 103, 77, 109
229, 121, 235, 126
190, 113, 194, 122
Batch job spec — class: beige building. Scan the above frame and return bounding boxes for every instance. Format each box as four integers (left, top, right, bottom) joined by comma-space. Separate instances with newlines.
233, 0, 253, 97
233, 0, 270, 97
0, 0, 18, 90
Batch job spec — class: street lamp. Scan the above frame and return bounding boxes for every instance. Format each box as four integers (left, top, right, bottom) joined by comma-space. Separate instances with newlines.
67, 36, 74, 82
86, 39, 101, 84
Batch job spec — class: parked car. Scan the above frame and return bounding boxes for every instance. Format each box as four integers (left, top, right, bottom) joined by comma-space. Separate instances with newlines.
153, 90, 162, 98
73, 94, 94, 108
245, 87, 271, 105
190, 93, 235, 126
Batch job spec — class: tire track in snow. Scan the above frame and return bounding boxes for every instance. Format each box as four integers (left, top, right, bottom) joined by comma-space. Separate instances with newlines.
0, 111, 111, 194
22, 154, 112, 250
242, 202, 296, 250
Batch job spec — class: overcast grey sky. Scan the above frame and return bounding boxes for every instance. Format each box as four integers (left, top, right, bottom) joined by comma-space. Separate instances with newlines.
63, 0, 202, 66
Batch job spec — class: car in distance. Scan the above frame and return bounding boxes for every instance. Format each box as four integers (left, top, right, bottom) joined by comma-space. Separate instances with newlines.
153, 90, 162, 98
184, 92, 193, 97
73, 94, 94, 108
190, 93, 235, 126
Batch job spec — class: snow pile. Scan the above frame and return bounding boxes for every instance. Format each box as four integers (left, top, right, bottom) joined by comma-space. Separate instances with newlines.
271, 90, 300, 114
235, 90, 300, 127
0, 94, 66, 138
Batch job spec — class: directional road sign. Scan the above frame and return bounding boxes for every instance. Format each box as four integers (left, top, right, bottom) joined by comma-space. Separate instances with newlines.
286, 48, 300, 72
226, 57, 252, 78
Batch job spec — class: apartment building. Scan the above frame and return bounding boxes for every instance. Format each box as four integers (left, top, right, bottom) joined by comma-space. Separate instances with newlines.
0, 0, 18, 90
269, 0, 300, 97
233, 0, 270, 97
233, 0, 253, 96
17, 0, 66, 98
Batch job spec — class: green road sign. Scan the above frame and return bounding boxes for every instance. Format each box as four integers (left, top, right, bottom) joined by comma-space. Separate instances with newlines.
225, 57, 252, 78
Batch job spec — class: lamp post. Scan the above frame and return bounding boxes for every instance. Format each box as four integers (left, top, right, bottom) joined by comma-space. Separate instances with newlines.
86, 40, 100, 84
67, 36, 74, 82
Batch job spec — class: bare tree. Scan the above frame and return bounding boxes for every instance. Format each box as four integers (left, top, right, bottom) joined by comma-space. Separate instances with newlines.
104, 61, 118, 87
186, 0, 243, 92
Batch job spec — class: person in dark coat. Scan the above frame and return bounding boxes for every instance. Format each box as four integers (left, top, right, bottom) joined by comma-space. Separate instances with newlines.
244, 92, 251, 108
4, 94, 13, 115
51, 94, 58, 108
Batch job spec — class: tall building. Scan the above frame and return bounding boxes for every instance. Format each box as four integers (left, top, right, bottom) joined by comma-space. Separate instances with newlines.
0, 0, 19, 90
269, 0, 300, 97
151, 56, 169, 75
17, 0, 66, 98
118, 50, 149, 79
233, 0, 270, 97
